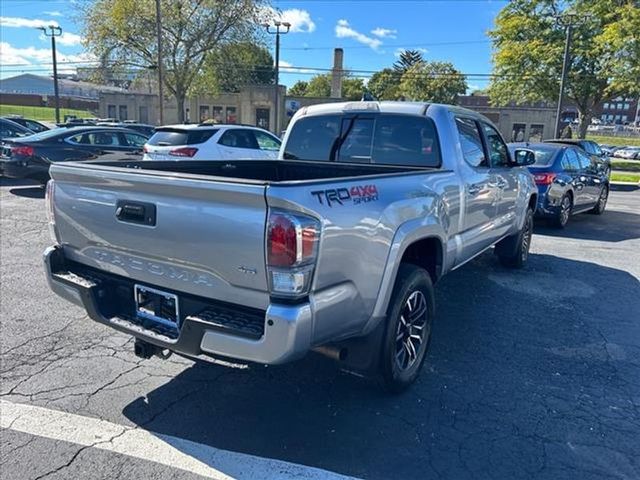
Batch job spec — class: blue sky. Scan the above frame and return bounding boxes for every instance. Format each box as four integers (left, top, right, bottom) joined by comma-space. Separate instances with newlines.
1, 0, 509, 91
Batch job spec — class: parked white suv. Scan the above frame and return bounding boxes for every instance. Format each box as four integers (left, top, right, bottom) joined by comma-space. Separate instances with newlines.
143, 124, 281, 161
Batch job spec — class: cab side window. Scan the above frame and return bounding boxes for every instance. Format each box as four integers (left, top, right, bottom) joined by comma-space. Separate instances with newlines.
576, 150, 595, 173
219, 129, 259, 149
561, 148, 580, 172
455, 117, 486, 168
482, 123, 510, 167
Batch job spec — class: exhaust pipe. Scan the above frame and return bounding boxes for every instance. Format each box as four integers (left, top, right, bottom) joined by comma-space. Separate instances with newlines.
312, 345, 348, 362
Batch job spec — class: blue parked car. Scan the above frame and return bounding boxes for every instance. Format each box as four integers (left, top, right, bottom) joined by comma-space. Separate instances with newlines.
509, 142, 610, 228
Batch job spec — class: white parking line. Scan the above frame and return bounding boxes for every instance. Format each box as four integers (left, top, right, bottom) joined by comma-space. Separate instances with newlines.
1, 400, 358, 480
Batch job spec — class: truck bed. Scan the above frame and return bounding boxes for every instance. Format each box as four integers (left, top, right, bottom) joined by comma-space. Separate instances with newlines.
80, 159, 429, 184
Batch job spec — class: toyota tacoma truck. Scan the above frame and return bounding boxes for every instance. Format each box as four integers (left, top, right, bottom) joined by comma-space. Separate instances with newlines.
44, 102, 537, 391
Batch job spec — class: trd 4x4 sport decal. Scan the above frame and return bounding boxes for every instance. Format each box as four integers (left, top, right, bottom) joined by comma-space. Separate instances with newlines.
311, 185, 379, 207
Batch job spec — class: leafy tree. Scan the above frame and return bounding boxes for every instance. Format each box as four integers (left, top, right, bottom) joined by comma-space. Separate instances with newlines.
489, 0, 640, 138
200, 42, 274, 93
304, 74, 332, 97
342, 77, 366, 100
393, 50, 425, 74
288, 80, 308, 97
399, 61, 467, 104
82, 0, 267, 122
367, 68, 400, 100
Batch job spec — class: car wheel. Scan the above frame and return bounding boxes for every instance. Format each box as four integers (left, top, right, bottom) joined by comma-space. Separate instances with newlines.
380, 264, 435, 393
552, 194, 572, 228
495, 207, 533, 269
590, 186, 608, 215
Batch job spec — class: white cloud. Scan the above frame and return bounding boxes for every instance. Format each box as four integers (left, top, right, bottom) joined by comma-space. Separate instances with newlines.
278, 60, 314, 74
371, 27, 397, 39
57, 32, 83, 46
262, 8, 315, 33
394, 47, 428, 58
0, 42, 96, 74
335, 20, 382, 51
43, 11, 63, 17
0, 16, 59, 28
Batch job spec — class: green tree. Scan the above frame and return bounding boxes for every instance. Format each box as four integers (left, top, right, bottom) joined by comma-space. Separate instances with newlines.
305, 74, 332, 97
489, 0, 640, 138
342, 77, 366, 100
367, 68, 400, 100
201, 42, 274, 93
399, 61, 467, 104
288, 80, 308, 97
82, 0, 266, 122
393, 49, 425, 74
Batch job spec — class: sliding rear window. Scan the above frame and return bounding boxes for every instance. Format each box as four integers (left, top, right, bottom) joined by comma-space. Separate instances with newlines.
148, 128, 217, 146
284, 114, 441, 167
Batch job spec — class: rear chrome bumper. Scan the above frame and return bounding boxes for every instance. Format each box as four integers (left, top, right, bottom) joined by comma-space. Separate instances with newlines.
44, 245, 313, 364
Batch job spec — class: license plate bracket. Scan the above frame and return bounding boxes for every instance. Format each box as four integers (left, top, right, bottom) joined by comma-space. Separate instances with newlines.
134, 284, 180, 328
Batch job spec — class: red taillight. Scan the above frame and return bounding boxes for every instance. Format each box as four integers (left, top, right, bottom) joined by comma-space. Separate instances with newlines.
169, 147, 198, 157
533, 173, 557, 185
11, 145, 34, 157
268, 214, 298, 267
143, 145, 149, 153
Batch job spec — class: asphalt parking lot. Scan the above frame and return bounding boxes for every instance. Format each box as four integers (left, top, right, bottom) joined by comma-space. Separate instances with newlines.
1, 178, 639, 480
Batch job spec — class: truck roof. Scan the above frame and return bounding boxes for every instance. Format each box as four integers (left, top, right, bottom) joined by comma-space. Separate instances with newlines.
298, 101, 487, 120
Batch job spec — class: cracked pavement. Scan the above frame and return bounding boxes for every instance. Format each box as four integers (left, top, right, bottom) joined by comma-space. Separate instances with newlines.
1, 178, 639, 479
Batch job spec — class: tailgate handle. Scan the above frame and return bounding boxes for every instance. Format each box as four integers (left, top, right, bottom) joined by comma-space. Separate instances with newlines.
115, 200, 156, 226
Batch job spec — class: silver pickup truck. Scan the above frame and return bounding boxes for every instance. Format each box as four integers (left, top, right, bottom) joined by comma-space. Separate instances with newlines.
44, 102, 537, 390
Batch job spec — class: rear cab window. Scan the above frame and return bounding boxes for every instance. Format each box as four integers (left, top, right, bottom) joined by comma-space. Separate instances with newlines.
148, 128, 217, 146
283, 113, 441, 167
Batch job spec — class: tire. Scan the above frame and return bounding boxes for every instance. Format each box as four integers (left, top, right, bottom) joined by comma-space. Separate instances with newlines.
590, 186, 608, 215
495, 207, 533, 269
380, 264, 435, 393
552, 194, 572, 228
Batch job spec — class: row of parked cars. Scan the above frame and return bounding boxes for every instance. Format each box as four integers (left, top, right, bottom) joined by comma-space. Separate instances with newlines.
1, 111, 612, 232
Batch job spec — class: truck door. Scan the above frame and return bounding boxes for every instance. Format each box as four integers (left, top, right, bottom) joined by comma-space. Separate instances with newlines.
454, 116, 500, 261
481, 122, 519, 239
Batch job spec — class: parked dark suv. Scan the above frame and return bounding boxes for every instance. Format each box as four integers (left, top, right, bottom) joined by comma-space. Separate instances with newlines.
543, 138, 611, 174
509, 142, 609, 228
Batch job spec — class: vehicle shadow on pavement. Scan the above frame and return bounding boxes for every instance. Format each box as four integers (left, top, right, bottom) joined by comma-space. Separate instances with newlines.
8, 186, 45, 199
122, 253, 640, 480
534, 209, 640, 242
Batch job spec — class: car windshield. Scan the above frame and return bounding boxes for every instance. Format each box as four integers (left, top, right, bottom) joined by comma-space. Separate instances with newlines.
148, 128, 217, 146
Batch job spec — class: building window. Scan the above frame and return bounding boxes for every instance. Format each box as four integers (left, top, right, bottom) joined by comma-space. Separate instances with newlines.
615, 114, 621, 121
212, 106, 224, 123
199, 105, 210, 122
607, 114, 613, 121
603, 103, 609, 109
621, 115, 628, 122
529, 124, 544, 142
617, 103, 623, 110
601, 114, 607, 121
118, 105, 128, 121
511, 123, 526, 142
623, 103, 630, 110
138, 106, 148, 124
107, 104, 116, 119
255, 108, 270, 130
226, 107, 237, 124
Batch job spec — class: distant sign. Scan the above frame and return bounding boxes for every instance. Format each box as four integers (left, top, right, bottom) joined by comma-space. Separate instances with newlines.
285, 100, 300, 118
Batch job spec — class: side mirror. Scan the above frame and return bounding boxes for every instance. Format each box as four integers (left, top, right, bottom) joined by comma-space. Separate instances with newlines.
513, 149, 536, 166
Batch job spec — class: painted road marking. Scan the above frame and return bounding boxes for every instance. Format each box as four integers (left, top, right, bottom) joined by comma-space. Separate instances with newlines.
1, 400, 358, 480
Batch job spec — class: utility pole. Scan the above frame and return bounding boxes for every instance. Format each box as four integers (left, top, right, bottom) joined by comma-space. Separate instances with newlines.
554, 19, 574, 138
264, 21, 291, 134
155, 0, 165, 125
39, 25, 62, 124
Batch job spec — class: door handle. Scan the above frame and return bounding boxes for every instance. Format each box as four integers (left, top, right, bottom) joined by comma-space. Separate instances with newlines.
115, 200, 156, 226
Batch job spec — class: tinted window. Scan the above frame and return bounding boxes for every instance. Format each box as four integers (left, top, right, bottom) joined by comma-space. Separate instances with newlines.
512, 147, 557, 167
455, 117, 486, 167
0, 119, 32, 138
374, 116, 440, 166
561, 149, 580, 171
283, 115, 342, 161
148, 129, 217, 146
254, 131, 281, 151
284, 114, 441, 167
219, 129, 259, 149
67, 131, 122, 146
124, 133, 147, 147
23, 120, 48, 132
482, 123, 510, 167
576, 150, 594, 171
337, 118, 374, 163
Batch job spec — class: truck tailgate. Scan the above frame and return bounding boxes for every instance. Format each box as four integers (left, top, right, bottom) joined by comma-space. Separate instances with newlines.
50, 164, 270, 310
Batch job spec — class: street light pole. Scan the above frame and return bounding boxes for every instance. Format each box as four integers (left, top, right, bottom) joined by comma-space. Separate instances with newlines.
155, 0, 165, 125
39, 25, 63, 124
264, 21, 290, 134
554, 21, 573, 138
